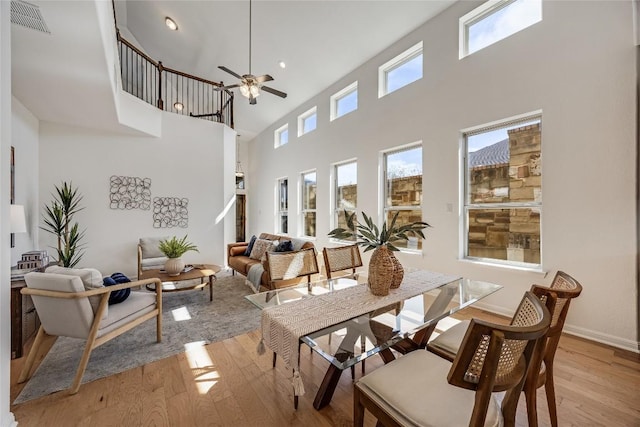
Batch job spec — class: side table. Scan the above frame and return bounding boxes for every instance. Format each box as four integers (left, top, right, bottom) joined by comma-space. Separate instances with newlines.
11, 279, 40, 359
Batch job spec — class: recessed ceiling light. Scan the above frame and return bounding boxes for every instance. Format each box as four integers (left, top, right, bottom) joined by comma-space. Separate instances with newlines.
165, 17, 178, 31
278, 61, 286, 69
173, 102, 184, 111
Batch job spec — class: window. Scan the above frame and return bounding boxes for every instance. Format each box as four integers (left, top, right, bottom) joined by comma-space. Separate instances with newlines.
298, 107, 317, 136
274, 124, 288, 148
333, 160, 357, 240
378, 41, 423, 98
459, 0, 542, 58
383, 144, 423, 250
277, 178, 288, 234
301, 170, 317, 237
330, 82, 358, 121
463, 113, 542, 267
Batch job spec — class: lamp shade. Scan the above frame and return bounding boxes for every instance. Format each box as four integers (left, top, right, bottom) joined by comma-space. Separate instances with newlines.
10, 204, 27, 233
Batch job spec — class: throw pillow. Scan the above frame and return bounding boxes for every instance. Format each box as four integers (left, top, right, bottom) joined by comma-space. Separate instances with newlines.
244, 235, 257, 256
275, 240, 294, 252
45, 265, 107, 319
249, 238, 276, 260
103, 272, 131, 305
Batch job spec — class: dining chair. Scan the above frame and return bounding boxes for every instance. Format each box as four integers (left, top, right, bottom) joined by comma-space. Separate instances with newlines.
322, 244, 363, 279
265, 247, 320, 289
18, 272, 163, 395
354, 291, 551, 427
427, 271, 582, 427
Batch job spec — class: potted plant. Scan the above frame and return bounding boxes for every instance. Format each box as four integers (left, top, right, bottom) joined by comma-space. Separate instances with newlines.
328, 210, 430, 295
41, 182, 86, 267
158, 235, 199, 276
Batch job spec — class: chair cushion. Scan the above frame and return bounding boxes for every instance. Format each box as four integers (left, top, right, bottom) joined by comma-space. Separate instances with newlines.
139, 237, 168, 259
429, 320, 470, 357
45, 266, 107, 319
98, 291, 157, 337
141, 256, 167, 270
356, 350, 502, 427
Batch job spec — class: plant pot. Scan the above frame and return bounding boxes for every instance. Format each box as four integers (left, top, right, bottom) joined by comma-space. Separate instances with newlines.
368, 246, 394, 296
389, 251, 404, 289
164, 257, 184, 276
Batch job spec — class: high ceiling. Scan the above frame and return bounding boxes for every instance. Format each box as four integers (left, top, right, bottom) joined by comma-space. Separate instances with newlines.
115, 1, 455, 141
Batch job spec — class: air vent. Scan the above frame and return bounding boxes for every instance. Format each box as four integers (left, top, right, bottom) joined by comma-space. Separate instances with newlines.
11, 0, 50, 34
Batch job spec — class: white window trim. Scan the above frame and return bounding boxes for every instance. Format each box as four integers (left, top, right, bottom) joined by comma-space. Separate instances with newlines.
459, 0, 542, 59
276, 177, 289, 235
330, 81, 358, 121
297, 106, 317, 137
380, 142, 423, 254
300, 169, 317, 238
274, 123, 288, 148
460, 110, 543, 269
378, 41, 423, 98
331, 159, 358, 242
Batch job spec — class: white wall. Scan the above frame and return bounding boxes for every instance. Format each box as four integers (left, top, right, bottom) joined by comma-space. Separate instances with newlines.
248, 1, 638, 351
39, 110, 236, 279
10, 97, 39, 266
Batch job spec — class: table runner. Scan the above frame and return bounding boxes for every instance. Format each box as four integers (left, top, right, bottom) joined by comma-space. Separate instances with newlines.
258, 269, 460, 395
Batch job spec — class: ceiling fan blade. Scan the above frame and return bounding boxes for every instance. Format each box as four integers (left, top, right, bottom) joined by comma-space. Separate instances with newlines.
214, 83, 240, 91
261, 85, 287, 98
218, 66, 243, 80
255, 74, 274, 83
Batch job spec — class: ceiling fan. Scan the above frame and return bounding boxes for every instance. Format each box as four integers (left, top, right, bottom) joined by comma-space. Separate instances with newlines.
218, 0, 287, 105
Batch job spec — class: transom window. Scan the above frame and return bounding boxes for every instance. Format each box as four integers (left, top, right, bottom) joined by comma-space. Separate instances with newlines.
298, 107, 317, 137
330, 82, 358, 121
378, 41, 423, 98
459, 0, 542, 59
301, 170, 317, 237
383, 143, 423, 250
333, 160, 357, 240
274, 124, 288, 148
463, 112, 542, 267
277, 177, 288, 234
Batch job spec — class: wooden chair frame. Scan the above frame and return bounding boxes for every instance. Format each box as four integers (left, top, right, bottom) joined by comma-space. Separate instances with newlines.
18, 277, 163, 395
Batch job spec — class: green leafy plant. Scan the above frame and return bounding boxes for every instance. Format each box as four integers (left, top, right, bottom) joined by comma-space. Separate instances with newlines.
158, 235, 199, 258
328, 210, 430, 252
41, 181, 86, 267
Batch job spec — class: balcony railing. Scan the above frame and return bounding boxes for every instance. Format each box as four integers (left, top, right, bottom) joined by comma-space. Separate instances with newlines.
116, 30, 234, 128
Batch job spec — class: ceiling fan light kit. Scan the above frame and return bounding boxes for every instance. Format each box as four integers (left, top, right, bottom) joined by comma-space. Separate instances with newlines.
218, 0, 287, 105
165, 17, 178, 31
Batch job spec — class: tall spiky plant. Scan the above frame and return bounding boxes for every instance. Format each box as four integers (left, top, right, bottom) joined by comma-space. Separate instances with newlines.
41, 182, 86, 267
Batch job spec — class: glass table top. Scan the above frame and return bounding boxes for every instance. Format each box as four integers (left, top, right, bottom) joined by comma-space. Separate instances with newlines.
246, 272, 502, 370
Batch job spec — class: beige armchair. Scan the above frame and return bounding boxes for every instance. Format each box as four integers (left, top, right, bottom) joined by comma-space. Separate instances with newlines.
18, 272, 163, 395
137, 236, 169, 278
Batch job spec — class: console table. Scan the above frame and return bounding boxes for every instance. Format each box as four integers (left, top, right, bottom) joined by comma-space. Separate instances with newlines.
11, 279, 40, 359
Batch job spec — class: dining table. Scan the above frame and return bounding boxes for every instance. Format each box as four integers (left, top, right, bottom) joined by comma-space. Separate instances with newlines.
245, 269, 503, 410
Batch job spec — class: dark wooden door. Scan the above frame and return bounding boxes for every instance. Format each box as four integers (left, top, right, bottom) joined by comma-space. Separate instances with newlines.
236, 194, 246, 242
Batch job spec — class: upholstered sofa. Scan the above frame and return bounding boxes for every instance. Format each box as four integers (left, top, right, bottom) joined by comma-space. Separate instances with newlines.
227, 233, 316, 290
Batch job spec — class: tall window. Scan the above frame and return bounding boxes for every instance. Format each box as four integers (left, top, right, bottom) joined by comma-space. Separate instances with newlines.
301, 170, 317, 237
378, 41, 423, 98
330, 82, 358, 121
298, 107, 317, 137
333, 161, 357, 240
383, 144, 423, 250
277, 178, 288, 234
275, 124, 288, 148
459, 0, 542, 58
463, 113, 542, 266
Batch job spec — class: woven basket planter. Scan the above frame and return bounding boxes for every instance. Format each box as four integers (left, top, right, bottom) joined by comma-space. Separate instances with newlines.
389, 252, 404, 289
367, 246, 395, 296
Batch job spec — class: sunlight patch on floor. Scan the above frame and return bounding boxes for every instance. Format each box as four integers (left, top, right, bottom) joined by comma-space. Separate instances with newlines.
171, 306, 192, 321
184, 341, 219, 394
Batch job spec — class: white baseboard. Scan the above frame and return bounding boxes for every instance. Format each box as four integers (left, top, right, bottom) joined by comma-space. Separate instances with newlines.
1, 412, 17, 427
472, 301, 640, 354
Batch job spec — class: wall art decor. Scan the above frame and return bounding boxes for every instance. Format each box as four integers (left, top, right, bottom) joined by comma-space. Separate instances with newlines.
152, 197, 189, 228
109, 176, 151, 210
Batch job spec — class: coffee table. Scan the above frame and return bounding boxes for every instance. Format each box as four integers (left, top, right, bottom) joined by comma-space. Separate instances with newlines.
140, 264, 221, 301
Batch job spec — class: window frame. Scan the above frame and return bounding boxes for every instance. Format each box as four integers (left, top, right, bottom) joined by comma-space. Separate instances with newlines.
381, 142, 423, 252
277, 177, 289, 235
300, 169, 317, 238
461, 110, 543, 269
331, 159, 358, 242
378, 41, 423, 98
330, 82, 358, 121
274, 124, 289, 148
297, 107, 317, 137
459, 0, 543, 59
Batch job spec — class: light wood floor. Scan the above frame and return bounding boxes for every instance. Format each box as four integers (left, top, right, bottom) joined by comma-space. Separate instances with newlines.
10, 307, 640, 426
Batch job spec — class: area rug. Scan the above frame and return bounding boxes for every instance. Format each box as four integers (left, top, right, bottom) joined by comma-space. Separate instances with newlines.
14, 272, 260, 404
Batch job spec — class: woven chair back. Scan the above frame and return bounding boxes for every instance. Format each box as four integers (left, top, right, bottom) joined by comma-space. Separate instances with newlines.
266, 247, 319, 281
322, 244, 363, 278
